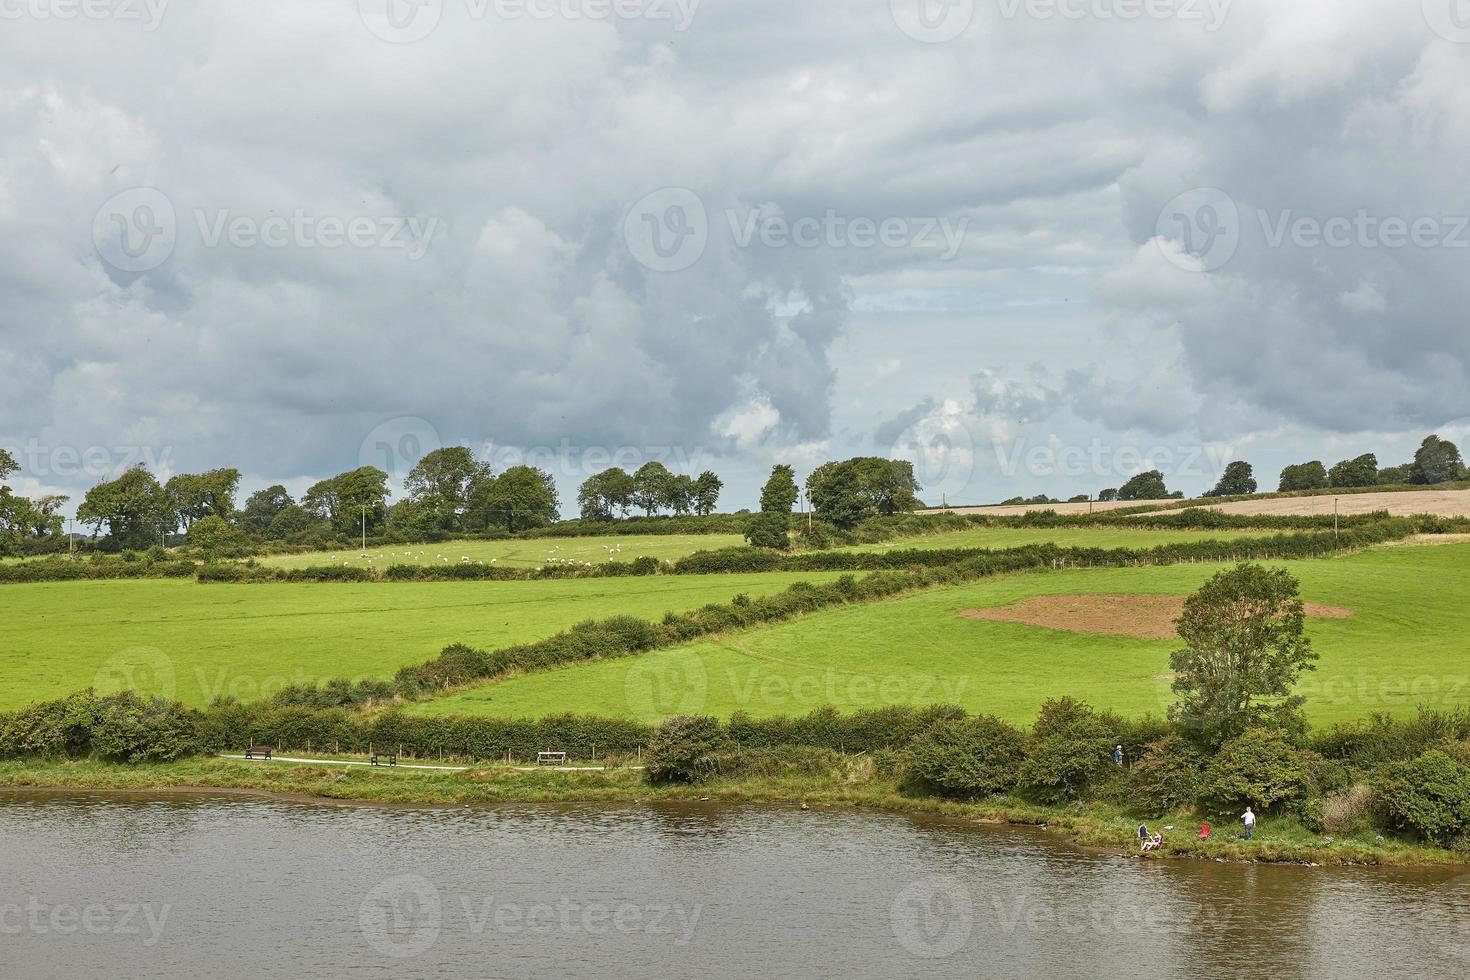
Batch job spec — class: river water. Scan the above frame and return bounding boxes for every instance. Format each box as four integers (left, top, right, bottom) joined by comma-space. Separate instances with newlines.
1, 791, 1466, 979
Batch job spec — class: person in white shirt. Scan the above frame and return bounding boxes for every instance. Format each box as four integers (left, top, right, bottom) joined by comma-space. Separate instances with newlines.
1242, 806, 1257, 840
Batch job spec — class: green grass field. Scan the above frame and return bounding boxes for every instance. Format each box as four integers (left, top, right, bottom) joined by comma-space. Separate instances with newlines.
0, 572, 841, 710
841, 525, 1261, 552
413, 543, 1470, 727
252, 533, 748, 570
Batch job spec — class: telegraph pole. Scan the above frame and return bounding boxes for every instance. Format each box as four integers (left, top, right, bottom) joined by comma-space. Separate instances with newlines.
361, 504, 368, 552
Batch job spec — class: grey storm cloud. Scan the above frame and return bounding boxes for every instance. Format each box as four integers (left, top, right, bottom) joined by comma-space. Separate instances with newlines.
2, 0, 1466, 510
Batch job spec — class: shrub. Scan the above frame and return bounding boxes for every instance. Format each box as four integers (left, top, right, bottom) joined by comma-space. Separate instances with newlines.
1200, 728, 1320, 823
1373, 750, 1470, 846
905, 716, 1026, 798
743, 512, 791, 550
1127, 734, 1207, 814
644, 715, 729, 784
1018, 698, 1115, 803
1321, 784, 1375, 835
0, 692, 102, 758
89, 693, 202, 763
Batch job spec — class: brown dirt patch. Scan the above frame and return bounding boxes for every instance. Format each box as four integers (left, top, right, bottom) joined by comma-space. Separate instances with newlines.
959, 594, 1353, 640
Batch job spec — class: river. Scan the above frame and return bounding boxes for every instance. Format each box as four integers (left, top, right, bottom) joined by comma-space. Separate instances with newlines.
1, 792, 1466, 978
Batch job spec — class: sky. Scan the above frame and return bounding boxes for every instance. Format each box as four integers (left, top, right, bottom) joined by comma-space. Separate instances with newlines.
2, 0, 1468, 514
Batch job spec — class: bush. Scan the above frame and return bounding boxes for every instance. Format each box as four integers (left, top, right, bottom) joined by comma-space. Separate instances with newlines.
1200, 728, 1321, 823
743, 512, 791, 550
644, 715, 729, 784
1373, 750, 1470, 846
1018, 698, 1115, 803
1127, 733, 1207, 813
905, 715, 1026, 798
89, 692, 202, 763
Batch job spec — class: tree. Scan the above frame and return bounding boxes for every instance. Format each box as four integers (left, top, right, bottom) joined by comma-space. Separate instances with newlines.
76, 466, 173, 550
632, 462, 674, 516
759, 465, 799, 514
239, 485, 294, 537
1117, 470, 1169, 501
1410, 435, 1467, 485
1168, 563, 1319, 743
187, 514, 247, 558
851, 457, 922, 515
692, 471, 723, 516
743, 511, 791, 550
164, 468, 240, 529
906, 716, 1026, 799
1328, 453, 1378, 488
303, 467, 390, 536
0, 449, 15, 482
265, 504, 316, 540
577, 468, 636, 521
805, 457, 922, 528
1376, 463, 1414, 486
805, 461, 868, 529
477, 466, 559, 532
1278, 461, 1328, 492
1206, 461, 1257, 497
666, 474, 696, 515
404, 447, 492, 531
1097, 488, 1119, 502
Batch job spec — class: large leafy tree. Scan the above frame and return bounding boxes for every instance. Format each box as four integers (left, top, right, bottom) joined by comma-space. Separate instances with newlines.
805, 457, 922, 528
475, 466, 559, 532
692, 471, 723, 516
1278, 461, 1328, 492
577, 467, 636, 521
1410, 435, 1467, 485
1117, 469, 1169, 501
632, 461, 674, 516
1206, 461, 1257, 497
759, 464, 799, 514
76, 466, 174, 549
1168, 563, 1318, 744
303, 467, 390, 535
1328, 453, 1378, 488
404, 447, 492, 531
165, 468, 240, 529
239, 485, 294, 536
805, 461, 868, 529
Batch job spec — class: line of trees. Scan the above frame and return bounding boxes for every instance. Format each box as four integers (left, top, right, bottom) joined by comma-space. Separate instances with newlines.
576, 463, 722, 521
741, 457, 923, 549
1279, 434, 1467, 492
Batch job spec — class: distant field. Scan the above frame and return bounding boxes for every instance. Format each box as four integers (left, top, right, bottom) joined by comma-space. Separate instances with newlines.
414, 543, 1470, 727
924, 487, 1470, 519
253, 533, 748, 570
842, 525, 1261, 553
0, 572, 840, 710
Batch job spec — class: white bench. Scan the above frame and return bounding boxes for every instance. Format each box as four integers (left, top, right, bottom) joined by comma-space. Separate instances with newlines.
537, 751, 568, 766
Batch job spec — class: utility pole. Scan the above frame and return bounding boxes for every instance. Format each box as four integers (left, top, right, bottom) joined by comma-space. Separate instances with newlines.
361, 504, 368, 552
1334, 497, 1339, 543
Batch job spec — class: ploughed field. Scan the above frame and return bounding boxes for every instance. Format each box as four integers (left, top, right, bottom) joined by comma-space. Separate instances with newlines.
411, 542, 1470, 727
0, 572, 843, 710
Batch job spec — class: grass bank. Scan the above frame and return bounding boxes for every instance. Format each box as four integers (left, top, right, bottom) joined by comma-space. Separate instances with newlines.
2, 757, 1461, 868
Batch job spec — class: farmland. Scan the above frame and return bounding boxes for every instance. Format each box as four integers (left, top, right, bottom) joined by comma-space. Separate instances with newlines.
412, 541, 1470, 727
251, 532, 748, 570
0, 571, 842, 710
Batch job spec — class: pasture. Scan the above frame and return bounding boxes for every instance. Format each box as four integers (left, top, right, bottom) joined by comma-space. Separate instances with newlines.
842, 525, 1261, 553
412, 542, 1470, 727
251, 533, 749, 570
0, 572, 841, 710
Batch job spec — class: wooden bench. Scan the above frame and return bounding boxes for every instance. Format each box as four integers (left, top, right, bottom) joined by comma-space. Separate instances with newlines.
244, 746, 273, 760
370, 753, 398, 767
537, 751, 567, 766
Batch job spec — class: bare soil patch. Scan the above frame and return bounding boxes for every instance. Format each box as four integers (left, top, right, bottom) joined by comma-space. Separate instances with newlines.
960, 594, 1353, 640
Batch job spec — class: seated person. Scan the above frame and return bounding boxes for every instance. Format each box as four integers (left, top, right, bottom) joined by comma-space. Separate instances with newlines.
1198, 823, 1212, 840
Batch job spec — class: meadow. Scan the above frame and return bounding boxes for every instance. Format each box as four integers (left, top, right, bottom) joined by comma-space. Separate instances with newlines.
412, 542, 1470, 728
252, 532, 748, 570
0, 571, 841, 710
841, 525, 1261, 552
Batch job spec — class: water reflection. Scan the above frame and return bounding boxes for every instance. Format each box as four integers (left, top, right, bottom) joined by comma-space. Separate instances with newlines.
0, 792, 1464, 979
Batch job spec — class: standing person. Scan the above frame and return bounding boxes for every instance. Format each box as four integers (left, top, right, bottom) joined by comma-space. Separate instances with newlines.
1242, 806, 1256, 840
1113, 744, 1124, 766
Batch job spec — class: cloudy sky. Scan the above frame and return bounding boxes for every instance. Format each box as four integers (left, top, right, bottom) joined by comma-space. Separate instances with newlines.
3, 0, 1468, 513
